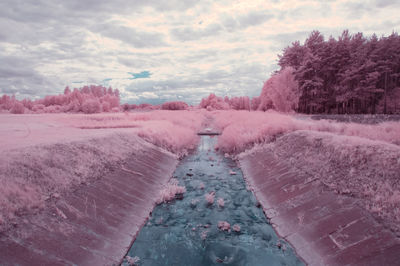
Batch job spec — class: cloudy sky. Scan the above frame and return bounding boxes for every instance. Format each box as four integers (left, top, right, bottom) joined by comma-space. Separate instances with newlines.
1, 0, 399, 104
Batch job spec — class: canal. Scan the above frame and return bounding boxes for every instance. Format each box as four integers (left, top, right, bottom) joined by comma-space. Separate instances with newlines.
123, 135, 304, 266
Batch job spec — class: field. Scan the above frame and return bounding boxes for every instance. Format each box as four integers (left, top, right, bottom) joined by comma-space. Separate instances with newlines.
1, 110, 399, 264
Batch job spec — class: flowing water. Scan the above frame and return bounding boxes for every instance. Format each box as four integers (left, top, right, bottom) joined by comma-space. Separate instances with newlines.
123, 136, 304, 266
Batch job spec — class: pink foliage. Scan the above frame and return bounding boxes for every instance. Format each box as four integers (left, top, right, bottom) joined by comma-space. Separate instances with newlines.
199, 94, 251, 111
157, 179, 186, 204
214, 110, 297, 153
58, 110, 206, 156
0, 85, 120, 114
125, 256, 140, 266
250, 97, 261, 111
279, 30, 400, 114
10, 101, 25, 114
249, 130, 400, 234
217, 221, 231, 231
81, 99, 101, 114
205, 191, 215, 205
137, 120, 197, 157
214, 110, 400, 153
161, 101, 189, 110
227, 96, 251, 111
199, 94, 230, 110
232, 224, 241, 232
217, 197, 225, 207
258, 67, 300, 112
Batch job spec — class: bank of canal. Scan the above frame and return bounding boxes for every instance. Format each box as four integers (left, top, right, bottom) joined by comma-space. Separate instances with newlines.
123, 135, 304, 266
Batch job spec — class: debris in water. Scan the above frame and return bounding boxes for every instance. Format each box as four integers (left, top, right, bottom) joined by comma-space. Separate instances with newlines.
205, 191, 215, 205
233, 224, 241, 232
217, 198, 225, 208
218, 221, 231, 231
125, 255, 140, 266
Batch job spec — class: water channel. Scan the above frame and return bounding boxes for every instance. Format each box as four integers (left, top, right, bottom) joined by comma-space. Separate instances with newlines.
123, 135, 304, 266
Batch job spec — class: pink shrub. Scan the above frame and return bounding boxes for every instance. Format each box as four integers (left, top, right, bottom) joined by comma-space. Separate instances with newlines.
10, 102, 25, 114
199, 93, 230, 110
0, 85, 120, 114
250, 96, 261, 111
81, 99, 101, 114
258, 67, 300, 112
44, 105, 61, 113
0, 94, 13, 110
31, 104, 45, 113
56, 110, 206, 156
125, 255, 140, 266
161, 101, 189, 110
137, 120, 198, 157
214, 110, 296, 153
102, 101, 111, 112
228, 96, 250, 111
157, 179, 186, 204
214, 110, 400, 153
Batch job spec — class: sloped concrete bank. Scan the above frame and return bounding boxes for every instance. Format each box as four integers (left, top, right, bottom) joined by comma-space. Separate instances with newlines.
0, 132, 178, 265
239, 130, 400, 266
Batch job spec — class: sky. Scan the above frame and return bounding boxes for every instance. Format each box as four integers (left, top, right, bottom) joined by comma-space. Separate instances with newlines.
0, 0, 399, 105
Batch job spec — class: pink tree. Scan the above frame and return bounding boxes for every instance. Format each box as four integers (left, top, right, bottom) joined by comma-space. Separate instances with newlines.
161, 101, 189, 110
199, 93, 230, 110
258, 67, 300, 112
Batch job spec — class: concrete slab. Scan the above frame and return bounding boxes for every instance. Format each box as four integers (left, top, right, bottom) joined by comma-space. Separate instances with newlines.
240, 151, 400, 266
0, 142, 178, 265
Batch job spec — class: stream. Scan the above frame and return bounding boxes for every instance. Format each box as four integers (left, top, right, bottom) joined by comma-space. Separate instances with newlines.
122, 135, 304, 266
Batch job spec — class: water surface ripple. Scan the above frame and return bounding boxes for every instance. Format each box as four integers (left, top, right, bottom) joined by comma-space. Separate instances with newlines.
123, 136, 304, 266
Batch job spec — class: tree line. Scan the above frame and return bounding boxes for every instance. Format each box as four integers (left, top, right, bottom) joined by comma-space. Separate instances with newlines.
278, 30, 400, 114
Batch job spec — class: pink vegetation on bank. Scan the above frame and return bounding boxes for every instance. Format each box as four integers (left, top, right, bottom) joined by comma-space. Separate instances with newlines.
213, 110, 400, 153
0, 133, 154, 232
58, 110, 207, 157
0, 85, 120, 114
240, 129, 400, 234
157, 179, 186, 204
0, 110, 206, 232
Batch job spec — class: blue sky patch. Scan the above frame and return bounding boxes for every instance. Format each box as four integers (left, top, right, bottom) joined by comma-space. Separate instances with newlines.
128, 71, 152, 79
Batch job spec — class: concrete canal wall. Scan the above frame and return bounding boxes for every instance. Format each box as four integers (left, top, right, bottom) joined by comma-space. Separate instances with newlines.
0, 133, 178, 265
239, 131, 400, 266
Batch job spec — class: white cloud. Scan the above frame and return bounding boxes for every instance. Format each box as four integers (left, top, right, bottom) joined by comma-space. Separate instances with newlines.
0, 0, 399, 103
